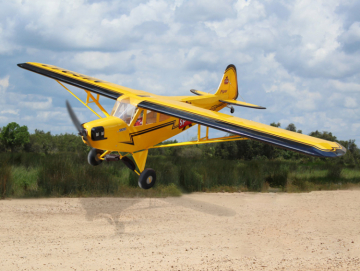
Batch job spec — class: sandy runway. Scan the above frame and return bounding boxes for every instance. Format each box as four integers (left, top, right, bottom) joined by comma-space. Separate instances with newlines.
1, 191, 360, 270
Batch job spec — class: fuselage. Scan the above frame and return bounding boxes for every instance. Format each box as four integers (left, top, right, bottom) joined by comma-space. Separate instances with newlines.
82, 92, 228, 153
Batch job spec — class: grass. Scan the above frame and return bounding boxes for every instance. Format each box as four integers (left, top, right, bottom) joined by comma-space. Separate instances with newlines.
11, 166, 39, 197
1, 152, 360, 198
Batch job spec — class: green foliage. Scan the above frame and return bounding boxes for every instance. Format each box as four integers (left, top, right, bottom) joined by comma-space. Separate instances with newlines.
264, 161, 289, 188
0, 122, 30, 152
286, 123, 297, 132
0, 158, 12, 198
270, 122, 281, 127
0, 121, 360, 197
309, 130, 337, 141
11, 166, 39, 196
24, 129, 89, 154
326, 163, 343, 181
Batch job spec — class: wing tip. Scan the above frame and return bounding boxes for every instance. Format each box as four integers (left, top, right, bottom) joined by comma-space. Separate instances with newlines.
335, 143, 347, 157
314, 143, 347, 158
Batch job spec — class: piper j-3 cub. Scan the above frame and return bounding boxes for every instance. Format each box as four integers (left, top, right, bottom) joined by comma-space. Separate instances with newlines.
18, 63, 346, 189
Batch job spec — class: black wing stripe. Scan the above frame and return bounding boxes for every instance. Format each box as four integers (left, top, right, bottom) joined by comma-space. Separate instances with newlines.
17, 63, 122, 100
138, 101, 345, 158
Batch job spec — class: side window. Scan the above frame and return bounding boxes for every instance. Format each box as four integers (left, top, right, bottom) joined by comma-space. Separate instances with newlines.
159, 113, 170, 122
134, 110, 144, 126
146, 110, 157, 125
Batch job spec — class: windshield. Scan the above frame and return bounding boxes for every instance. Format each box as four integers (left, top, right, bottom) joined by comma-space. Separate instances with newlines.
111, 99, 136, 125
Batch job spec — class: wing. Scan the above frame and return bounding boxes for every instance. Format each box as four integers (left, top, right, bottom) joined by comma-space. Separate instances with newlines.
137, 97, 346, 158
17, 62, 151, 100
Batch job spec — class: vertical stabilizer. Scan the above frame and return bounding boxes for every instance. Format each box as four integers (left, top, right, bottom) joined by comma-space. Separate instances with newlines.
214, 64, 238, 100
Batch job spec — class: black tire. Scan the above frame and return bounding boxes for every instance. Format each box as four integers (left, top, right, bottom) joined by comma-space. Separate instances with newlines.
87, 148, 103, 166
138, 168, 156, 189
121, 156, 136, 171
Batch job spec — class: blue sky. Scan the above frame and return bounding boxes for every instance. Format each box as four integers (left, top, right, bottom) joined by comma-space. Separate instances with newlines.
0, 0, 360, 142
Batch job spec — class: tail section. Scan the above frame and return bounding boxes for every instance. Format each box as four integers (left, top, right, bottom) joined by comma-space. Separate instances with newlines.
215, 64, 238, 100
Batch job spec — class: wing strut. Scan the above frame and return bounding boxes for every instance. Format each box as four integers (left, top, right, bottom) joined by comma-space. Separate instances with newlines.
56, 80, 109, 118
150, 124, 248, 149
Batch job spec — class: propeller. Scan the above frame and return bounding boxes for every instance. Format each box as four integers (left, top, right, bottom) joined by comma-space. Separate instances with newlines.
66, 100, 92, 148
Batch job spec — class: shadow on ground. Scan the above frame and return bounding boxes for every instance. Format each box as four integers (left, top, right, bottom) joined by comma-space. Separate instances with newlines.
80, 196, 236, 235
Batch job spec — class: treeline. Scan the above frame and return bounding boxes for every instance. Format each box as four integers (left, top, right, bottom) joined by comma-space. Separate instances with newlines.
150, 122, 360, 166
1, 121, 360, 198
0, 123, 88, 154
1, 121, 359, 165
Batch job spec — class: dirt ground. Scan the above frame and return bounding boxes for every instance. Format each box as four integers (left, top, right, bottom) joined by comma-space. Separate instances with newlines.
1, 191, 360, 270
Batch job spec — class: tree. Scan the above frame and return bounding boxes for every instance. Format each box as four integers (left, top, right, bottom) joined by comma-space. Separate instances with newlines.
270, 122, 281, 128
286, 123, 296, 132
0, 122, 30, 152
309, 130, 337, 142
27, 129, 55, 154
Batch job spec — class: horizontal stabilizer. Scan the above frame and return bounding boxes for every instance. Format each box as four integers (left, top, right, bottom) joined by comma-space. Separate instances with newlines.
190, 89, 210, 96
220, 99, 266, 109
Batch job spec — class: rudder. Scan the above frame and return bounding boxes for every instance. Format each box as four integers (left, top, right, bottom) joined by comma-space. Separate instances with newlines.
214, 64, 238, 100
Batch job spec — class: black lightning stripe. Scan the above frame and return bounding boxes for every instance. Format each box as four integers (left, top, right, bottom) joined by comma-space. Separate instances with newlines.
120, 120, 177, 145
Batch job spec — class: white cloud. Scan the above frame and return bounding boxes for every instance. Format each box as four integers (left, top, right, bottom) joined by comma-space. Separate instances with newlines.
1, 109, 19, 115
19, 97, 52, 110
0, 75, 9, 92
330, 80, 360, 92
344, 97, 357, 108
0, 75, 10, 105
0, 0, 359, 143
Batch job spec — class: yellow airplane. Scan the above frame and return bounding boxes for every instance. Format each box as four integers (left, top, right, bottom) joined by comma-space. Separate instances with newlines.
18, 63, 346, 189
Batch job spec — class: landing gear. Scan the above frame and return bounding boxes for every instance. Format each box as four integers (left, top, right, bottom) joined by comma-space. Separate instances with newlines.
138, 168, 156, 189
100, 149, 156, 190
87, 148, 103, 166
230, 106, 235, 114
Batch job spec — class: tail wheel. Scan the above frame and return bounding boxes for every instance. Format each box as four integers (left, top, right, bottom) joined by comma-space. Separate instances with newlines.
87, 148, 103, 166
138, 168, 156, 189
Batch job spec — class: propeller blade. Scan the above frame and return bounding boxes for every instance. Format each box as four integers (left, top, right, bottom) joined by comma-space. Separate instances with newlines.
66, 100, 92, 148
66, 100, 82, 133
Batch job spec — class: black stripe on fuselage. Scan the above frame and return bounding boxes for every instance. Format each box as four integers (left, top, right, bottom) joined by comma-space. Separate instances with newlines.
138, 101, 345, 158
120, 120, 177, 145
17, 63, 122, 100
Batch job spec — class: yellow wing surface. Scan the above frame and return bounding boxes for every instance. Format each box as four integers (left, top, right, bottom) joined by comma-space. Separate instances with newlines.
136, 97, 346, 158
18, 62, 346, 158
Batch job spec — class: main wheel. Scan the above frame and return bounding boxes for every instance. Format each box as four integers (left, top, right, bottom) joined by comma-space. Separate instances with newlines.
138, 168, 156, 189
87, 148, 103, 166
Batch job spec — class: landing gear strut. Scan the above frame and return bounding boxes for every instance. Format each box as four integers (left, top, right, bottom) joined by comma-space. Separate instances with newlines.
101, 149, 156, 190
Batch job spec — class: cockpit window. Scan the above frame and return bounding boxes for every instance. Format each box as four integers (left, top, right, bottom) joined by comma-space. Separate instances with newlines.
111, 99, 136, 125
